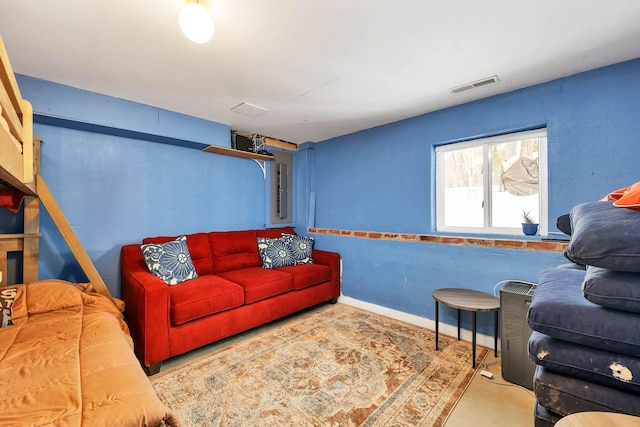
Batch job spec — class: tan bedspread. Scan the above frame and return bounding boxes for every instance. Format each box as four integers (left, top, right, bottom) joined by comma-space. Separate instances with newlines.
0, 280, 181, 427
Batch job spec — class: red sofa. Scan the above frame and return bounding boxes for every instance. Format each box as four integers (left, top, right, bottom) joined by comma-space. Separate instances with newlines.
120, 227, 341, 374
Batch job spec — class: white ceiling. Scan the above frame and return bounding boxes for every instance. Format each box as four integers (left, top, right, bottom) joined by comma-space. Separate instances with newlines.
1, 0, 639, 145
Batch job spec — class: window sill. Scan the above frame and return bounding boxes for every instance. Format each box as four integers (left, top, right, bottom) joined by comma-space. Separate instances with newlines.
308, 228, 568, 252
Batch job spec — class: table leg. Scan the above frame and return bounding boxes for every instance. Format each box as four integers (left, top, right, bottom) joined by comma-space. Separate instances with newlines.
457, 309, 461, 340
435, 300, 439, 351
494, 310, 499, 357
472, 311, 477, 369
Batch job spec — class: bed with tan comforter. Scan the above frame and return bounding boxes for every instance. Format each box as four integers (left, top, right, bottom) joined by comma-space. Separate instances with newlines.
0, 279, 180, 426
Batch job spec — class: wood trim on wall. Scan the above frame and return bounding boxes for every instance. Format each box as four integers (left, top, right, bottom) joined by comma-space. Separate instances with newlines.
308, 227, 568, 252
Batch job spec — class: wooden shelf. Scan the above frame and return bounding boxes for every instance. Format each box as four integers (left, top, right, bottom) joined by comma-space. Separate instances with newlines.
263, 137, 297, 151
202, 145, 274, 161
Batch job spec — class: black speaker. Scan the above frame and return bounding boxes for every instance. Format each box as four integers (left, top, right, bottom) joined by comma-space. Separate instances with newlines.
232, 133, 254, 152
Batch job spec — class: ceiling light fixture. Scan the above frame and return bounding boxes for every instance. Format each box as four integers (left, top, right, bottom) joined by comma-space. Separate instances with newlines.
179, 0, 214, 44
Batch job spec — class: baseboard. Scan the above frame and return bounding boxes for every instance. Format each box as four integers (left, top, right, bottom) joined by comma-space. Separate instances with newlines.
338, 295, 499, 351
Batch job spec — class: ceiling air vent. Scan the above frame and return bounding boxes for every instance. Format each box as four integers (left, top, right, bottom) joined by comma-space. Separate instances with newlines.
450, 75, 500, 94
231, 102, 269, 117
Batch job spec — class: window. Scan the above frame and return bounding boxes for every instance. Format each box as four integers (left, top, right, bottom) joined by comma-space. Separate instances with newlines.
436, 128, 547, 235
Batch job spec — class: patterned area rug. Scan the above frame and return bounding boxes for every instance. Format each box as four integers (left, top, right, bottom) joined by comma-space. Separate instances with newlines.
150, 303, 487, 427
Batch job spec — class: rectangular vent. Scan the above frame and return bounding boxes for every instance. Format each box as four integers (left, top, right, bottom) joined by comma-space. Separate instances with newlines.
231, 102, 269, 117
450, 75, 500, 94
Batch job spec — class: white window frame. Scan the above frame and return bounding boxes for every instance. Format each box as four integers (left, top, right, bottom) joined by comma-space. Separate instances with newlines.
435, 128, 548, 235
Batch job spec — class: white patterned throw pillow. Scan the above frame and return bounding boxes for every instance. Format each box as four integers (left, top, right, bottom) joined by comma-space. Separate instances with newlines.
140, 235, 198, 285
282, 234, 314, 264
257, 237, 296, 269
0, 287, 17, 328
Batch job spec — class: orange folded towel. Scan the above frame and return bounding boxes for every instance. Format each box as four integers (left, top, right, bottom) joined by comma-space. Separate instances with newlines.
603, 181, 640, 210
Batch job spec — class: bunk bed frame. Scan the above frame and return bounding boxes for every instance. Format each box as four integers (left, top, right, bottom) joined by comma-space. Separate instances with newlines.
0, 37, 183, 427
0, 35, 113, 302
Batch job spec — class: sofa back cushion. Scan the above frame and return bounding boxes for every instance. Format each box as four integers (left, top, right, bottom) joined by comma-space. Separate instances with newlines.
208, 230, 261, 274
256, 226, 296, 238
142, 233, 214, 275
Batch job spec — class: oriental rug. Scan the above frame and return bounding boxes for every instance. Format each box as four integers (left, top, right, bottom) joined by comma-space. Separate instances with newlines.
150, 303, 488, 427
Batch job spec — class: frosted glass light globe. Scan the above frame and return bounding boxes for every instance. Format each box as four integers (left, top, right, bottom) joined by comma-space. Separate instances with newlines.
179, 2, 214, 44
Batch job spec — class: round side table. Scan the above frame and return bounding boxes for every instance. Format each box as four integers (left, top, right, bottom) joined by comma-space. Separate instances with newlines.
432, 288, 500, 368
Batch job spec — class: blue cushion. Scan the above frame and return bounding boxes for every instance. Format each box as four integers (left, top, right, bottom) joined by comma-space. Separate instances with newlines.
556, 213, 571, 236
534, 404, 561, 427
564, 201, 640, 272
528, 267, 640, 356
529, 331, 640, 394
534, 366, 640, 417
140, 235, 198, 285
281, 234, 314, 264
582, 266, 640, 313
256, 237, 296, 269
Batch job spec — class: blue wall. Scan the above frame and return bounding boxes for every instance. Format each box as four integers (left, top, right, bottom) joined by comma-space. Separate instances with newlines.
300, 58, 640, 334
14, 75, 273, 296
306, 59, 640, 232
7, 58, 640, 335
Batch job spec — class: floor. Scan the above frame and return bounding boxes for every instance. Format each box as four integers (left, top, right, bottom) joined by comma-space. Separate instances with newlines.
160, 306, 536, 427
444, 352, 536, 427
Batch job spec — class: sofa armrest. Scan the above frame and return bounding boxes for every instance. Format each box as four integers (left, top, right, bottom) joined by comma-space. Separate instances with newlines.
312, 249, 341, 297
312, 249, 339, 267
120, 244, 171, 367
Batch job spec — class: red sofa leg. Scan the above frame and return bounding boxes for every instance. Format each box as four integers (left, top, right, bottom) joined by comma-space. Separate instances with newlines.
144, 362, 162, 376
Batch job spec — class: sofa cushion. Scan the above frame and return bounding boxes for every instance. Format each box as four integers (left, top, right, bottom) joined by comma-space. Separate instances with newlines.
534, 366, 640, 418
582, 265, 640, 313
169, 276, 244, 326
534, 404, 561, 427
564, 201, 640, 272
529, 331, 640, 394
282, 234, 314, 264
276, 264, 331, 290
256, 226, 296, 238
219, 267, 293, 304
141, 235, 198, 285
257, 237, 296, 269
528, 267, 640, 356
556, 213, 571, 236
208, 230, 261, 274
142, 233, 214, 275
